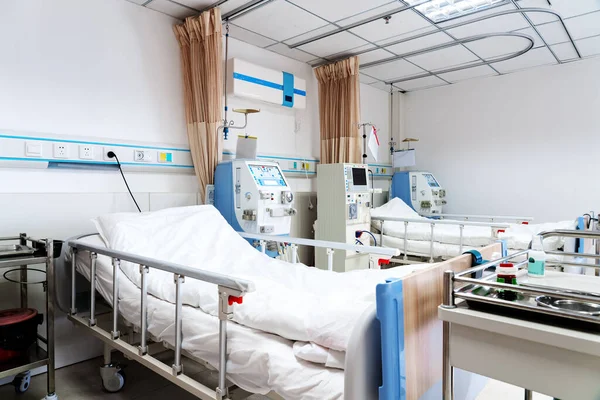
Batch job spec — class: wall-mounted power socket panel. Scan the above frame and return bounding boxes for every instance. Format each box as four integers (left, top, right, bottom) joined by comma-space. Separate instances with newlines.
53, 143, 69, 158
79, 145, 94, 159
134, 150, 153, 162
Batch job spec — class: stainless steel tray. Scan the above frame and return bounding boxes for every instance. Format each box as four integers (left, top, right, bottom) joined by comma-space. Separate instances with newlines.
462, 284, 600, 332
0, 244, 35, 258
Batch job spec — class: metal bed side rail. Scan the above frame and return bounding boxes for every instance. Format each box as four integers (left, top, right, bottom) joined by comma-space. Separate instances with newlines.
67, 237, 254, 400
371, 216, 511, 228
539, 229, 600, 270
239, 232, 400, 271
429, 213, 533, 223
371, 216, 510, 263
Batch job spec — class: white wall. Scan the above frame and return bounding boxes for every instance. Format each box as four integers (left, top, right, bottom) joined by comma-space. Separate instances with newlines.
0, 0, 197, 196
402, 57, 600, 222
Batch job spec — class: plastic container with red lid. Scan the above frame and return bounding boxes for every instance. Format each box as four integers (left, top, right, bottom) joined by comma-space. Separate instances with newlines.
497, 263, 518, 301
0, 308, 43, 363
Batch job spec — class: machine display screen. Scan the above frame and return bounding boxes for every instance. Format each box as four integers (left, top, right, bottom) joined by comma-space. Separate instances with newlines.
352, 168, 367, 186
248, 164, 287, 187
424, 173, 440, 187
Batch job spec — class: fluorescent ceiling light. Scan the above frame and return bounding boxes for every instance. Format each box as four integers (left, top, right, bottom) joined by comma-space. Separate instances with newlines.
404, 0, 507, 23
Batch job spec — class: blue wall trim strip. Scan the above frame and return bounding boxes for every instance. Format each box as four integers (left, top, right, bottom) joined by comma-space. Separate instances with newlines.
0, 133, 190, 152
282, 71, 295, 108
0, 156, 193, 168
232, 72, 306, 97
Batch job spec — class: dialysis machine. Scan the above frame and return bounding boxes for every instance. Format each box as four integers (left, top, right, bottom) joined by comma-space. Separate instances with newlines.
315, 163, 371, 272
391, 171, 447, 215
214, 160, 296, 254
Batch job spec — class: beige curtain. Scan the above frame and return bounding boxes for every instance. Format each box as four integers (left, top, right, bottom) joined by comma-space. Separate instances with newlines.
174, 8, 223, 201
314, 56, 361, 164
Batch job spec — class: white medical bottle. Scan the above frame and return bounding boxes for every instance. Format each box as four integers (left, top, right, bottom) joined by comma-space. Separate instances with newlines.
528, 235, 546, 278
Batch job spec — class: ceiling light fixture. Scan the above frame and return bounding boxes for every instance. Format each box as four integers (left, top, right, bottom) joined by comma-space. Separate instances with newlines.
403, 0, 507, 23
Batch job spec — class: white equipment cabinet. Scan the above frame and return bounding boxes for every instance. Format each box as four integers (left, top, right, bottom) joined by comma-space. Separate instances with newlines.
316, 163, 371, 272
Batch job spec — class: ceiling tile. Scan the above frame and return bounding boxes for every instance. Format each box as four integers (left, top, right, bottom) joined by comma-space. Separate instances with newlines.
377, 25, 439, 46
369, 81, 395, 92
535, 22, 570, 45
358, 48, 396, 64
576, 34, 600, 57
550, 41, 580, 61
512, 27, 545, 48
361, 59, 425, 81
288, 0, 392, 23
406, 44, 479, 71
491, 46, 556, 73
297, 31, 369, 58
233, 0, 327, 42
447, 13, 529, 38
265, 43, 318, 62
284, 24, 337, 45
360, 73, 379, 85
146, 0, 197, 19
327, 43, 376, 59
394, 76, 446, 91
384, 32, 454, 56
349, 10, 432, 43
174, 0, 215, 9
437, 65, 497, 83
126, 0, 148, 5
465, 33, 534, 60
564, 12, 600, 40
336, 2, 403, 26
438, 4, 516, 27
515, 0, 600, 25
227, 23, 278, 48
219, 0, 253, 14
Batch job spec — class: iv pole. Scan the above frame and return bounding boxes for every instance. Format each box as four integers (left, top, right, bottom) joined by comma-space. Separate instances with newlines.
358, 122, 375, 165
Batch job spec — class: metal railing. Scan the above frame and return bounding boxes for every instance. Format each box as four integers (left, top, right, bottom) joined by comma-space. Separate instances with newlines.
238, 232, 400, 271
430, 213, 533, 223
67, 238, 254, 400
371, 215, 511, 263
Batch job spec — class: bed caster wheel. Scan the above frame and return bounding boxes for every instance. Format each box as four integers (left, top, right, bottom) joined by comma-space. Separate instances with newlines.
13, 371, 31, 394
42, 394, 58, 400
100, 364, 126, 393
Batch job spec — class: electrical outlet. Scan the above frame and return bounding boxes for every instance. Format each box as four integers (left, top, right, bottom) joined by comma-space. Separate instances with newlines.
134, 150, 152, 162
53, 143, 69, 158
79, 145, 94, 159
103, 147, 118, 161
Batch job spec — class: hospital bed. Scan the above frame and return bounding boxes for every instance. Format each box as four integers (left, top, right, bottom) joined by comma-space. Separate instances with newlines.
54, 205, 502, 400
370, 198, 579, 263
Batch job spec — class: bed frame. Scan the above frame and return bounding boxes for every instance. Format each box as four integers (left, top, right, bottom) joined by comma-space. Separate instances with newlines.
57, 233, 500, 400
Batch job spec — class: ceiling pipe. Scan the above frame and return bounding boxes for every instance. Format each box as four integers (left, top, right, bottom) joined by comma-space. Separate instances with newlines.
385, 32, 535, 89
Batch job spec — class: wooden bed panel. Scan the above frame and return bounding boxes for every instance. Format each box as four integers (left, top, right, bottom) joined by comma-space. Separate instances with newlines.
402, 243, 501, 400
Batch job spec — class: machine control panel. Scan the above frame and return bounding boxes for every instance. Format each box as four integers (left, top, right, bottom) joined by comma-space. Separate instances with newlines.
392, 171, 447, 215
214, 160, 296, 237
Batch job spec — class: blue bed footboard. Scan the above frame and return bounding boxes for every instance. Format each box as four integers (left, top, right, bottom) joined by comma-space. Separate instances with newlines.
376, 278, 488, 400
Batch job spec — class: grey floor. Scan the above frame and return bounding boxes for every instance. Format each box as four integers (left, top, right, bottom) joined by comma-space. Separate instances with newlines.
0, 351, 268, 400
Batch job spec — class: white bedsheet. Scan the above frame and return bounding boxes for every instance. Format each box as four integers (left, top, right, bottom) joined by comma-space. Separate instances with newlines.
372, 198, 576, 250
93, 205, 431, 352
71, 235, 344, 400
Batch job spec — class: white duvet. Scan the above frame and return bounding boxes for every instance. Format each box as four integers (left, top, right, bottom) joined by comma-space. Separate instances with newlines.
371, 198, 576, 250
93, 205, 430, 352
70, 235, 344, 399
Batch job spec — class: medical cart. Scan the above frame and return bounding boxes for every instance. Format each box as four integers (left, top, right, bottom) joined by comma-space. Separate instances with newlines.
0, 234, 57, 399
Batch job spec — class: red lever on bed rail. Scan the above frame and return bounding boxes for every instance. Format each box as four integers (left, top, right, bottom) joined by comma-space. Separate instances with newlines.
521, 221, 529, 225
228, 296, 243, 306
378, 259, 391, 267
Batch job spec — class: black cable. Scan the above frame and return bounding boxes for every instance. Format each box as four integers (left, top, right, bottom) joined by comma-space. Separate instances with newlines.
368, 169, 374, 208
107, 151, 141, 213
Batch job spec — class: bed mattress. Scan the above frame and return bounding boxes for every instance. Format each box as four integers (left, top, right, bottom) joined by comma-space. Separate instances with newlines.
70, 235, 345, 400
372, 198, 576, 251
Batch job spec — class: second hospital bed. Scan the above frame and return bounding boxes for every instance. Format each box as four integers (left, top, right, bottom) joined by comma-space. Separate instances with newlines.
54, 205, 501, 400
370, 198, 579, 261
